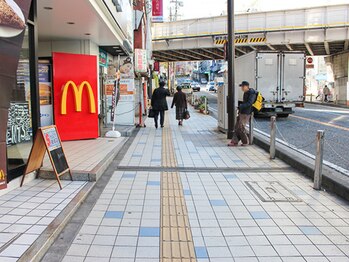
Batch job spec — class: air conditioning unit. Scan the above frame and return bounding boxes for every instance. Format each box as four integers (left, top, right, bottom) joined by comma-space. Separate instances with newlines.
112, 0, 123, 12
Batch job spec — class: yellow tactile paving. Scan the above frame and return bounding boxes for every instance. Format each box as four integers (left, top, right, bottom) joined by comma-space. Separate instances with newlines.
160, 119, 196, 261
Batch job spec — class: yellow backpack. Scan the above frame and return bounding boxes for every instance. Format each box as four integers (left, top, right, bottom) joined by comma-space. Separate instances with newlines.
252, 92, 264, 112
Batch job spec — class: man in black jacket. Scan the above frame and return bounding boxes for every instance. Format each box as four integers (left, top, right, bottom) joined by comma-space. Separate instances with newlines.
228, 81, 257, 146
151, 80, 170, 128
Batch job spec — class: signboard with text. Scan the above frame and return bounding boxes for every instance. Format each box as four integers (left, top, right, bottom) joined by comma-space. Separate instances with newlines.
53, 53, 98, 141
99, 49, 108, 67
135, 49, 148, 73
21, 125, 71, 190
152, 0, 163, 22
0, 0, 33, 189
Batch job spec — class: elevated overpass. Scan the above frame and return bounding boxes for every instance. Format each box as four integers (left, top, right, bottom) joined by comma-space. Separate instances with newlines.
152, 4, 349, 62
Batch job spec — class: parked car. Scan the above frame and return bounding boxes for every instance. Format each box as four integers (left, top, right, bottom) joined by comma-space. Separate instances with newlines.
192, 81, 201, 92
207, 82, 216, 92
180, 82, 193, 94
201, 78, 208, 84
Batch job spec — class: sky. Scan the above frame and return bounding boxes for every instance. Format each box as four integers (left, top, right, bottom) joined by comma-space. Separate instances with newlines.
163, 0, 349, 20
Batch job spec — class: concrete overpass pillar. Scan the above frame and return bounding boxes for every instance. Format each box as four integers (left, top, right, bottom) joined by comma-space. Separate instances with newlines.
325, 53, 349, 106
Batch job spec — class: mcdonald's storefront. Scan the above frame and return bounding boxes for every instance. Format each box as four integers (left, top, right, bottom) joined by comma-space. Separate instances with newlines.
1, 0, 134, 192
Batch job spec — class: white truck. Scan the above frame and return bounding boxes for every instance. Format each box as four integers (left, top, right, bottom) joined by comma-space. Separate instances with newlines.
236, 51, 305, 117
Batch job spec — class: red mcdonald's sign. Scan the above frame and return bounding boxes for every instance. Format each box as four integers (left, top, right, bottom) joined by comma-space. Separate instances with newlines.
53, 53, 98, 141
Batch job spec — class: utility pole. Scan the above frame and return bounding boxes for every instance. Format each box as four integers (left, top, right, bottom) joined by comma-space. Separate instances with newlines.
227, 0, 236, 139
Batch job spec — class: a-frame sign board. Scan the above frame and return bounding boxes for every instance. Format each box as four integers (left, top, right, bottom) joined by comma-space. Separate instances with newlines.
21, 125, 72, 190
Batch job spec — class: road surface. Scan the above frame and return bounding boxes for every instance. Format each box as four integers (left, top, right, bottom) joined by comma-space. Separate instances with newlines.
197, 90, 349, 172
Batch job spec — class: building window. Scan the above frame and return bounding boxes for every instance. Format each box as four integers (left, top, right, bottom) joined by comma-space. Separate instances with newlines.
6, 27, 34, 181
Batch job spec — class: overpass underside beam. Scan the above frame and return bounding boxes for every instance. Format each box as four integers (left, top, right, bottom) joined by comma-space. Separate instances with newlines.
153, 48, 225, 62
153, 39, 349, 62
153, 21, 349, 61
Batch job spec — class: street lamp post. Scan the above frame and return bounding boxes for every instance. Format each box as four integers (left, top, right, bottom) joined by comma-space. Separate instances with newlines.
227, 0, 236, 139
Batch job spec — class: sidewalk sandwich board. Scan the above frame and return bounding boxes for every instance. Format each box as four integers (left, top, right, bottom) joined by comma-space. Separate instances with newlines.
21, 125, 72, 189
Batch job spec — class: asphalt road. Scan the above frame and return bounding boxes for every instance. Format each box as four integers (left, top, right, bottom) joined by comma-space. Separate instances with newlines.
198, 90, 349, 172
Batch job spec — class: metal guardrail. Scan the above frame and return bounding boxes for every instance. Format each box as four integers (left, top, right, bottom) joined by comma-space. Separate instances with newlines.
249, 116, 348, 191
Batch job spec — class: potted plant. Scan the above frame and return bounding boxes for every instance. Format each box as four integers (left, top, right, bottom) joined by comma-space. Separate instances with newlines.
198, 103, 206, 113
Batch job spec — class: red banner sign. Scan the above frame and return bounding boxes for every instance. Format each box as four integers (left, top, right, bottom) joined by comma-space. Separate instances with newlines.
53, 53, 98, 141
152, 0, 163, 22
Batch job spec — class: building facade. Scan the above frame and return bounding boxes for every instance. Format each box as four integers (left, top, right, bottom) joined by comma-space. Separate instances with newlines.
1, 0, 153, 193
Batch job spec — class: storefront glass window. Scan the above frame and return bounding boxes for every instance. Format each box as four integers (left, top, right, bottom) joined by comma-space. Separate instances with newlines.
6, 27, 33, 181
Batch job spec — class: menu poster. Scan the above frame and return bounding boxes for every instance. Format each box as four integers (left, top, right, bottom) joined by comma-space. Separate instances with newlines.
0, 0, 33, 189
42, 127, 61, 151
38, 63, 51, 83
119, 79, 135, 95
105, 83, 114, 96
39, 63, 53, 126
119, 56, 134, 79
6, 102, 31, 145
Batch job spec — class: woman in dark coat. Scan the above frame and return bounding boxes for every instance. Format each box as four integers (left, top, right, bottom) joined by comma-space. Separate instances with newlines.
171, 86, 187, 126
151, 80, 170, 128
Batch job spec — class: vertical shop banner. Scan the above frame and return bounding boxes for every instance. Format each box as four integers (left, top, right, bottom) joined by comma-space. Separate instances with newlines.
53, 53, 98, 141
116, 57, 135, 126
0, 0, 33, 189
152, 0, 163, 23
135, 49, 148, 73
99, 49, 107, 67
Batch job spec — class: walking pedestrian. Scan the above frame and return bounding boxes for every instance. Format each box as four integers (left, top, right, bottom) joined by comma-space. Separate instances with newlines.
151, 80, 170, 128
228, 81, 257, 147
315, 89, 321, 100
171, 86, 187, 126
323, 85, 330, 102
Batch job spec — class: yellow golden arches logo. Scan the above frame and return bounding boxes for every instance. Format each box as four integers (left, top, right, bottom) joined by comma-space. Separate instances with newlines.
61, 81, 96, 115
0, 170, 5, 181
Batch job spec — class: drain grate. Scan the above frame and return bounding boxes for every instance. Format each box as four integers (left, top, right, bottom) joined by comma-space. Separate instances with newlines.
246, 181, 302, 202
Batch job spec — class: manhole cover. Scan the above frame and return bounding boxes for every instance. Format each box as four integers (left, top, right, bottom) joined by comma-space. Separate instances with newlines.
246, 181, 302, 202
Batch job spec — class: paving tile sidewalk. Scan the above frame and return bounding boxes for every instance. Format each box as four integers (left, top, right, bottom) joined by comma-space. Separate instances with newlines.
57, 102, 349, 262
0, 179, 87, 261
41, 137, 126, 181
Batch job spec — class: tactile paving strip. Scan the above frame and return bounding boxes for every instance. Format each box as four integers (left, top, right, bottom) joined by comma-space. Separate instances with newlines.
161, 119, 196, 261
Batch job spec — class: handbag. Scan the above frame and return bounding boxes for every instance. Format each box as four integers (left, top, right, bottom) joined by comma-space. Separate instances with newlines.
148, 108, 155, 118
183, 110, 190, 120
